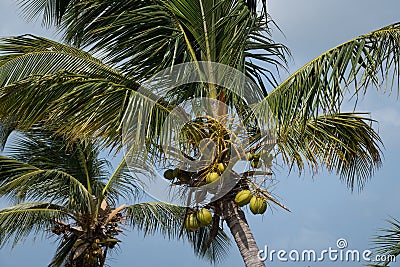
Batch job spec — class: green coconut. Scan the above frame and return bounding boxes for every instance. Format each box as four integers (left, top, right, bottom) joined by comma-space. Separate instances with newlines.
163, 169, 175, 180
206, 172, 220, 183
185, 213, 199, 230
173, 168, 181, 177
251, 160, 261, 168
234, 190, 253, 207
247, 152, 254, 161
196, 208, 213, 226
249, 196, 268, 215
253, 153, 261, 161
217, 163, 225, 174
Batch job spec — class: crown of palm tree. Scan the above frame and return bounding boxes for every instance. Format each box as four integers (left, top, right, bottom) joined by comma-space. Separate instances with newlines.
0, 129, 230, 266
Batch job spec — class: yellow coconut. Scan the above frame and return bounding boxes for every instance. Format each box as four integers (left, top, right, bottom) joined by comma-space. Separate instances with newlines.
234, 190, 253, 207
217, 163, 225, 174
249, 196, 268, 215
251, 160, 261, 168
206, 172, 220, 183
185, 213, 199, 230
196, 208, 213, 226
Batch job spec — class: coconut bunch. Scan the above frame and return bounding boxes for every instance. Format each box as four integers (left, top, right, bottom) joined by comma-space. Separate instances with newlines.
247, 151, 274, 169
161, 116, 282, 233
184, 208, 214, 231
162, 116, 232, 187
234, 189, 268, 215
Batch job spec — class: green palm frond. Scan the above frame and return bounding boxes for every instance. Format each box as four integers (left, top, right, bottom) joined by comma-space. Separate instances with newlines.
18, 0, 268, 27
0, 35, 123, 86
102, 158, 141, 203
18, 0, 76, 25
277, 113, 382, 191
0, 202, 67, 248
371, 217, 400, 266
186, 224, 231, 264
0, 73, 133, 146
126, 202, 231, 263
256, 22, 400, 125
125, 202, 185, 238
48, 234, 79, 267
0, 156, 93, 212
0, 119, 15, 150
61, 0, 187, 78
17, 0, 287, 84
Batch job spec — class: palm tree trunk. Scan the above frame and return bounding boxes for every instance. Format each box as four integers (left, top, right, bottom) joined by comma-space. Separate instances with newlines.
222, 200, 265, 267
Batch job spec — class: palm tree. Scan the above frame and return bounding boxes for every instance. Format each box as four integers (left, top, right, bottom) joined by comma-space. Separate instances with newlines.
0, 0, 399, 266
0, 129, 230, 266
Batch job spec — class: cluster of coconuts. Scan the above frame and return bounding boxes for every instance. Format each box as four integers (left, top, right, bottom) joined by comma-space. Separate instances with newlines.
90, 239, 102, 256
234, 190, 268, 215
185, 208, 213, 231
247, 152, 274, 169
205, 162, 225, 183
164, 162, 226, 184
247, 152, 261, 168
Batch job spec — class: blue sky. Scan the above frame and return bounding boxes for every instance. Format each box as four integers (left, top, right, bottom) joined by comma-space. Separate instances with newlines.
0, 0, 400, 266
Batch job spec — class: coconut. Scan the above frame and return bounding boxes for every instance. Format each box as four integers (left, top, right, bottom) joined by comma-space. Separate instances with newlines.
196, 208, 213, 226
253, 153, 261, 161
163, 169, 175, 180
173, 168, 181, 177
251, 160, 261, 168
217, 163, 225, 173
249, 196, 268, 214
247, 152, 254, 161
234, 190, 253, 207
206, 172, 220, 183
185, 213, 199, 230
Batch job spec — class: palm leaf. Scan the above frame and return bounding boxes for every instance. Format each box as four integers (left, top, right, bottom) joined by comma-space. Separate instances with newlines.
256, 22, 400, 127
125, 202, 185, 238
0, 156, 94, 213
0, 34, 123, 86
48, 234, 79, 267
371, 217, 400, 266
0, 202, 67, 248
126, 202, 231, 263
276, 113, 382, 190
185, 224, 231, 264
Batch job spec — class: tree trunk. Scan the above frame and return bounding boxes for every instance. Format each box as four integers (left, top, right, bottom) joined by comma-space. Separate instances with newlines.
222, 200, 266, 267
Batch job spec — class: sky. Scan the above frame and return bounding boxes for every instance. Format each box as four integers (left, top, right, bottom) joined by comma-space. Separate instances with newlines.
0, 0, 400, 266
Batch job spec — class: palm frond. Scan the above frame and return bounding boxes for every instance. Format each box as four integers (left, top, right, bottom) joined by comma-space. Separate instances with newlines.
48, 234, 79, 267
102, 158, 141, 204
256, 22, 400, 126
0, 35, 123, 86
125, 202, 185, 239
0, 119, 15, 151
0, 202, 67, 248
59, 0, 187, 79
371, 217, 400, 266
18, 0, 76, 25
185, 224, 231, 264
0, 156, 93, 212
276, 113, 382, 191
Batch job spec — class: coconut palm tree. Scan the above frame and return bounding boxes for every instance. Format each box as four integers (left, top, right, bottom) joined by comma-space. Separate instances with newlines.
0, 129, 230, 266
0, 0, 399, 266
